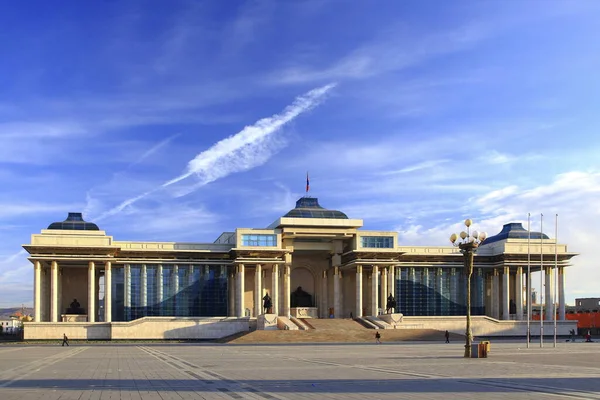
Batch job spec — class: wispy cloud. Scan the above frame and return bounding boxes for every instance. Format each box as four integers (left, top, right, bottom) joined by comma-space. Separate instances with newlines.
382, 159, 450, 175
95, 83, 337, 220
127, 133, 181, 169
268, 22, 492, 85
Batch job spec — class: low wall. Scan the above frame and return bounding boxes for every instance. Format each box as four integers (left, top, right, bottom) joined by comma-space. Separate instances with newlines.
401, 316, 577, 337
24, 322, 111, 340
24, 317, 250, 340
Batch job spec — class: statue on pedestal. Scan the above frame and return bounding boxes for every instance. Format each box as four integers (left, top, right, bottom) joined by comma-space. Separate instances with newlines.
291, 286, 312, 308
385, 294, 396, 314
67, 298, 84, 315
262, 293, 272, 314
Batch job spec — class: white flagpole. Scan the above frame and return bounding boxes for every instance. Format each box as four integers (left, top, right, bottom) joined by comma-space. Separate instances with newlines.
540, 213, 544, 348
554, 214, 558, 348
527, 213, 531, 348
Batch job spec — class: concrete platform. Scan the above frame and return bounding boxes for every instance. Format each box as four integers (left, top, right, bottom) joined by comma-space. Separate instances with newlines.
0, 341, 599, 399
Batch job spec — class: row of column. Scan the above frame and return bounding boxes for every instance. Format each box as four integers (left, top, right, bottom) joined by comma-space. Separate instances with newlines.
233, 263, 397, 319
234, 263, 287, 318
355, 265, 396, 318
490, 266, 566, 321
33, 260, 108, 323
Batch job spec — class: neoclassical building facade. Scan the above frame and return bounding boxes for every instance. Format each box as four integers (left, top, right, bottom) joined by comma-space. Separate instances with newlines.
24, 197, 577, 339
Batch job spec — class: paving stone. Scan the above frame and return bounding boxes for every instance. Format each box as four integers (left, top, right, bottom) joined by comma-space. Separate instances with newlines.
0, 341, 598, 399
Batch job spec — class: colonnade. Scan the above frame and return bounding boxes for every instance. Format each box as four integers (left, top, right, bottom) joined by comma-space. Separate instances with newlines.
489, 266, 566, 320
32, 260, 568, 322
33, 260, 104, 323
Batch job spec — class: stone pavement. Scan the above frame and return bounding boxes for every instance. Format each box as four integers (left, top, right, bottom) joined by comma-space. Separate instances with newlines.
0, 340, 599, 399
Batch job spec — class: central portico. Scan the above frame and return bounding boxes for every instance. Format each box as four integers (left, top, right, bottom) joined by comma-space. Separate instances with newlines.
230, 197, 402, 320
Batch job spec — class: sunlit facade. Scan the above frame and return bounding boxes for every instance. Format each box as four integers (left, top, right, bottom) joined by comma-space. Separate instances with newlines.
25, 197, 577, 327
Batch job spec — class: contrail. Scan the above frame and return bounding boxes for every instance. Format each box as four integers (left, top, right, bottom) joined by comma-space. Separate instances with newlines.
95, 83, 336, 221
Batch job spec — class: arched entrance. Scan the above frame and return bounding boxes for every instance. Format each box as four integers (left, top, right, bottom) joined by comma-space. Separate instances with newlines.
290, 267, 315, 308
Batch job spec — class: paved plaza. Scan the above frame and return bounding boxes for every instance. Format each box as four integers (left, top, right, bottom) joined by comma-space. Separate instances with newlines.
0, 340, 599, 399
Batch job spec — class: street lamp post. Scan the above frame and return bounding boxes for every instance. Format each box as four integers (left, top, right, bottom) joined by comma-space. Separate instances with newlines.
450, 219, 486, 358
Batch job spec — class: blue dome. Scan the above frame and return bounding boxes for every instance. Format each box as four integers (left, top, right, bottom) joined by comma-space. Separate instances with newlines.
482, 222, 548, 246
283, 197, 348, 219
48, 212, 100, 231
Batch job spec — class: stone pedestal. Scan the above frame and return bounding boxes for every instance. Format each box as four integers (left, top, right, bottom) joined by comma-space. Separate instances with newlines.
290, 307, 318, 318
257, 314, 278, 330
61, 314, 88, 322
379, 313, 403, 328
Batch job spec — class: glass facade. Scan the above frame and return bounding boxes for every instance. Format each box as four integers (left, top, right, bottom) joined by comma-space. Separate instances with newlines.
241, 234, 277, 247
396, 267, 486, 316
111, 264, 228, 322
361, 236, 394, 248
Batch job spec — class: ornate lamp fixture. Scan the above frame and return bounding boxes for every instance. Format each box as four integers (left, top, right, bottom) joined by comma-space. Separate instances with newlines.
450, 219, 487, 358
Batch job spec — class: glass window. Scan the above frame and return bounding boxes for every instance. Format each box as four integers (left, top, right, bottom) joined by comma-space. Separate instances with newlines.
361, 236, 394, 248
241, 234, 277, 247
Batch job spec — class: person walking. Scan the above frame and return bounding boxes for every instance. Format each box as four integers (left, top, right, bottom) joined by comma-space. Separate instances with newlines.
62, 333, 69, 347
375, 331, 381, 344
445, 330, 450, 343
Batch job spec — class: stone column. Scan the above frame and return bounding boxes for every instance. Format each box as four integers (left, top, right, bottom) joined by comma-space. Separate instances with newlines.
34, 261, 41, 322
227, 270, 235, 317
255, 264, 262, 317
380, 267, 387, 312
283, 264, 291, 317
141, 264, 147, 311
124, 264, 131, 320
50, 260, 58, 322
173, 265, 179, 315
502, 266, 510, 320
394, 267, 400, 309
88, 261, 96, 323
104, 261, 112, 323
321, 270, 327, 318
491, 269, 499, 319
515, 267, 523, 320
371, 266, 379, 316
237, 264, 245, 317
333, 266, 340, 318
271, 265, 279, 315
388, 266, 395, 301
558, 267, 566, 320
545, 266, 554, 321
356, 265, 363, 317
156, 264, 163, 315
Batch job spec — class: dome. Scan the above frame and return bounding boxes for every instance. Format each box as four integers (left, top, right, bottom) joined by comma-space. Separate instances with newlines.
283, 197, 348, 219
481, 222, 549, 246
47, 212, 100, 231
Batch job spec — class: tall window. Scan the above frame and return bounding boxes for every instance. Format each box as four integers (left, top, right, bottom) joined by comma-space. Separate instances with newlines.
361, 236, 394, 248
241, 234, 277, 247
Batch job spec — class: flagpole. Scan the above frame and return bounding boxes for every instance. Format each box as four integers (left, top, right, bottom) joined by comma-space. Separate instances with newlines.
527, 213, 531, 348
540, 213, 544, 348
554, 214, 558, 348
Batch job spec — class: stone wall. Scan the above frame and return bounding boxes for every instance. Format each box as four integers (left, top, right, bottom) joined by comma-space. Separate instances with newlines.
24, 317, 249, 340
401, 316, 577, 336
111, 317, 248, 339
24, 322, 111, 340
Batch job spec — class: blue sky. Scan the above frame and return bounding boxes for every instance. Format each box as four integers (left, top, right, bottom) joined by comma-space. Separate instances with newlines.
2, 0, 600, 307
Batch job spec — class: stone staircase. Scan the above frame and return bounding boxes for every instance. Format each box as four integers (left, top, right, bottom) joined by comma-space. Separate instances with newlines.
219, 318, 463, 344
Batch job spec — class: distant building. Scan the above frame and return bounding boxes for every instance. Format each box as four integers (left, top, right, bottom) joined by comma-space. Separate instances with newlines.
0, 318, 21, 334
574, 298, 600, 312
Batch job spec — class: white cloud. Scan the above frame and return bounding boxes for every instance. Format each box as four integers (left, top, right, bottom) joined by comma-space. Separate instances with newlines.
96, 83, 336, 220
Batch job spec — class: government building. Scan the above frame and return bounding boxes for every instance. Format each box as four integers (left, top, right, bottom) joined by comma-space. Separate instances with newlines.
23, 197, 578, 339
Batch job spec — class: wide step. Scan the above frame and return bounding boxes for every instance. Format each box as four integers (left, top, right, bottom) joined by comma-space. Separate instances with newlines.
220, 326, 462, 344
